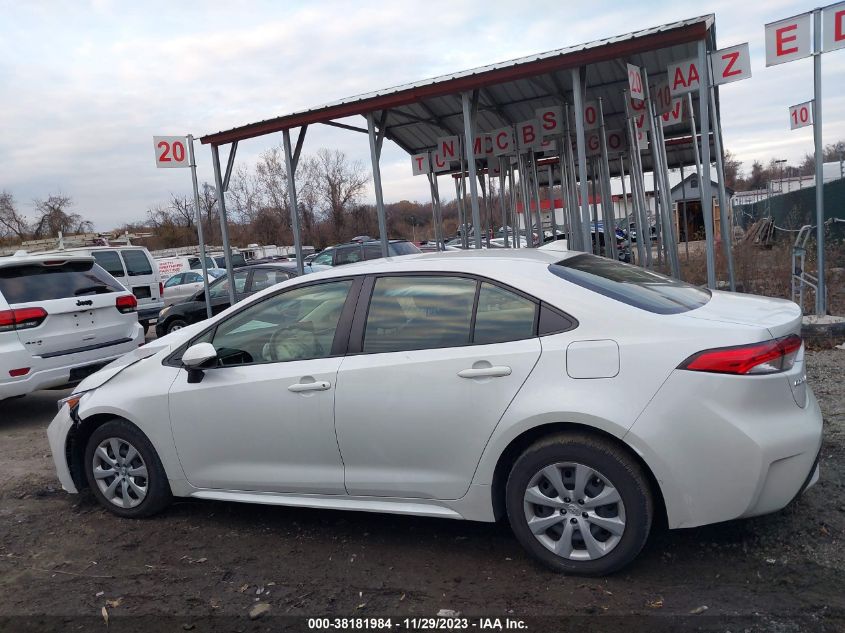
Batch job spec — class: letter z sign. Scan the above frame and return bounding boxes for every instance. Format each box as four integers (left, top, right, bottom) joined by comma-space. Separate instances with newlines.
711, 43, 752, 85
765, 13, 812, 66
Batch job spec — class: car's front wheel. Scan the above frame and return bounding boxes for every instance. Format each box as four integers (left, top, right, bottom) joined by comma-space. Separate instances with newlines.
506, 433, 653, 575
166, 318, 188, 334
84, 419, 172, 518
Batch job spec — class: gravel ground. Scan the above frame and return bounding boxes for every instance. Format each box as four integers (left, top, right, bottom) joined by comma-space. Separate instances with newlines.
0, 350, 842, 632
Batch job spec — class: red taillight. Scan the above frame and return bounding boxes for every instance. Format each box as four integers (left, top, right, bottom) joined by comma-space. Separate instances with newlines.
159, 282, 163, 297
0, 307, 48, 332
679, 334, 802, 375
116, 294, 137, 313
9, 367, 30, 377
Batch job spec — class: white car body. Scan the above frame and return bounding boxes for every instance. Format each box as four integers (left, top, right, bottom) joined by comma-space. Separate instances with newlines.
1, 253, 144, 400
47, 250, 821, 569
162, 269, 225, 306
40, 245, 164, 325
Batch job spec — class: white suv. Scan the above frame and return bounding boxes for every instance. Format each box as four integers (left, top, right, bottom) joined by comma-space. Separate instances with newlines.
0, 252, 144, 400
42, 246, 163, 332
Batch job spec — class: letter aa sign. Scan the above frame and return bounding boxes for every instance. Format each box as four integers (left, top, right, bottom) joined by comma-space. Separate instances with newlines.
667, 58, 701, 96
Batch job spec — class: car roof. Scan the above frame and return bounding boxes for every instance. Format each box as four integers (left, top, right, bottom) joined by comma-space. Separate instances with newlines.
0, 251, 95, 268
41, 245, 147, 253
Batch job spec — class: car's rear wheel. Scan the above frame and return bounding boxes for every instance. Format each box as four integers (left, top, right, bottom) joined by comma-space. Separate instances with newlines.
84, 419, 171, 518
166, 319, 188, 334
506, 433, 653, 575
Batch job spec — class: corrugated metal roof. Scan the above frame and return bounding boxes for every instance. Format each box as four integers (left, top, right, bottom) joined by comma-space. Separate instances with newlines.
200, 14, 714, 157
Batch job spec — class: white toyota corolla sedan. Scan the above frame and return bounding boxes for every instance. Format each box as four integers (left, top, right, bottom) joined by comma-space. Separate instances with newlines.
47, 250, 822, 575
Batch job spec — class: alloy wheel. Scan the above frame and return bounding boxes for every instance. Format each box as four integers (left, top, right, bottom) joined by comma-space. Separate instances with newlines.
91, 437, 149, 509
523, 461, 626, 561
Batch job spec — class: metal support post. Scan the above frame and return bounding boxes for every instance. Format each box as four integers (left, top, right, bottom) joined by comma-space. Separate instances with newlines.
679, 162, 690, 261
624, 96, 652, 268
508, 161, 520, 247
210, 144, 236, 304
529, 150, 544, 246
499, 158, 509, 247
709, 82, 736, 290
813, 8, 826, 314
366, 113, 389, 257
282, 129, 305, 276
547, 164, 557, 240
187, 135, 212, 318
462, 92, 483, 249
571, 68, 593, 252
697, 39, 717, 289
597, 98, 617, 260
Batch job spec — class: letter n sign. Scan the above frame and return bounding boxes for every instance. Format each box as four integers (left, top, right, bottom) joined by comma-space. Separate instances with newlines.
765, 13, 812, 66
435, 136, 460, 162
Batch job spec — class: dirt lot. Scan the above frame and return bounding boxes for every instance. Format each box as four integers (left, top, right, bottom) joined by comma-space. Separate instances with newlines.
0, 350, 843, 632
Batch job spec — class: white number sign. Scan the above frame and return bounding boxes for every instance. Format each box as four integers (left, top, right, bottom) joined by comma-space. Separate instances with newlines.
153, 136, 189, 168
627, 64, 644, 101
789, 101, 814, 130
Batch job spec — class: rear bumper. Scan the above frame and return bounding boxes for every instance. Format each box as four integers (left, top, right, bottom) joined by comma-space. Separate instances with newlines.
625, 370, 823, 529
137, 306, 163, 322
0, 325, 144, 400
47, 404, 78, 493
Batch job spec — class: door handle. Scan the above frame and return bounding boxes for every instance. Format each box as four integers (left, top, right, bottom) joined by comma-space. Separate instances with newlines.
288, 380, 331, 393
458, 366, 512, 379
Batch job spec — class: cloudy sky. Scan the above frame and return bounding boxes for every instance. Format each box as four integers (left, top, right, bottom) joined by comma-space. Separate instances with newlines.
1, 0, 843, 230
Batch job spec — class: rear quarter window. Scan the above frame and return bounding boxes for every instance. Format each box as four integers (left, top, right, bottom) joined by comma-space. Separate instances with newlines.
548, 254, 710, 315
92, 250, 125, 277
121, 250, 153, 276
389, 242, 422, 256
0, 261, 124, 303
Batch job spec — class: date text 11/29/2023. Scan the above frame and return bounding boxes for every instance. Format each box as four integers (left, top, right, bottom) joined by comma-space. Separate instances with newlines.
307, 617, 528, 630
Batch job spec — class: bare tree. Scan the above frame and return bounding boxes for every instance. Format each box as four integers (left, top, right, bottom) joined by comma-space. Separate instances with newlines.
313, 149, 369, 240
0, 191, 30, 241
32, 194, 93, 239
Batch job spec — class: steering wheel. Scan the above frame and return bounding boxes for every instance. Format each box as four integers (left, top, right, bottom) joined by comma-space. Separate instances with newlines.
266, 325, 323, 362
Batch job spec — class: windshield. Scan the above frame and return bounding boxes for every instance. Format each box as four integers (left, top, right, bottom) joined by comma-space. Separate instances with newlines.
548, 254, 711, 315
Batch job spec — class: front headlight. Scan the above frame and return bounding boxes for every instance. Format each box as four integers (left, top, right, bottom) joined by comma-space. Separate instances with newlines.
57, 390, 91, 412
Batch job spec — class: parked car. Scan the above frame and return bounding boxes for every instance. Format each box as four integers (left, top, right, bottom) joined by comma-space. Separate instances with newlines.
0, 252, 143, 400
162, 269, 226, 307
307, 239, 420, 268
155, 263, 299, 336
41, 245, 163, 333
48, 250, 820, 575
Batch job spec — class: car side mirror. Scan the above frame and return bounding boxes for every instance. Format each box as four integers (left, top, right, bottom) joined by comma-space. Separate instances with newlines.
181, 342, 217, 383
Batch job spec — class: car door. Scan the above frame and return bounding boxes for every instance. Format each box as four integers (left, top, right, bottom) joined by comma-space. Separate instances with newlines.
168, 278, 359, 493
178, 272, 205, 302
333, 275, 542, 500
162, 273, 184, 306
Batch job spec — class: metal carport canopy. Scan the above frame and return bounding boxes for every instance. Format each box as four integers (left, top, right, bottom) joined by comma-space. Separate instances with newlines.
199, 14, 718, 174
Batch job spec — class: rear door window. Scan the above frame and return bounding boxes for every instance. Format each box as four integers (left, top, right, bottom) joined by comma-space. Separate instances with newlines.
335, 246, 362, 266
92, 251, 125, 278
164, 274, 184, 288
363, 245, 381, 261
121, 250, 153, 276
249, 269, 291, 293
548, 254, 711, 314
0, 261, 124, 303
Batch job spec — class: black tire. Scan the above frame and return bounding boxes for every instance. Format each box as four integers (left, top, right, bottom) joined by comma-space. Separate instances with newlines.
84, 418, 172, 518
505, 432, 653, 576
166, 318, 188, 335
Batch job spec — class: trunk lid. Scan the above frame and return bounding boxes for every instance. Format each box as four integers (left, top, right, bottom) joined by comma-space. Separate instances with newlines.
684, 290, 802, 339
